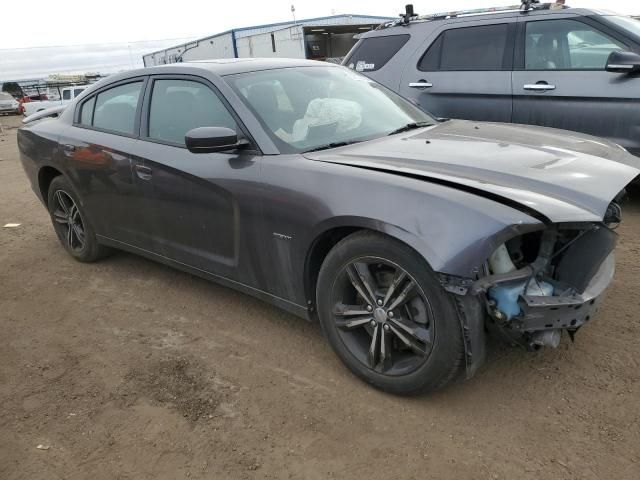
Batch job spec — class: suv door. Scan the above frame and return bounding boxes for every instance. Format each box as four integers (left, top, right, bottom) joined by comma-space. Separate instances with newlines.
399, 20, 515, 122
512, 16, 640, 155
129, 75, 262, 280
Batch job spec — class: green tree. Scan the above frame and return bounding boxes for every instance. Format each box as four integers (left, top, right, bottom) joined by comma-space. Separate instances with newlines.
2, 82, 22, 97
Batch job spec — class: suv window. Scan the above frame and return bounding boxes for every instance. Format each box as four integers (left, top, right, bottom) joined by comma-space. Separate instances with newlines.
345, 35, 410, 72
525, 19, 626, 70
419, 24, 510, 71
92, 82, 142, 135
148, 79, 236, 146
62, 90, 71, 100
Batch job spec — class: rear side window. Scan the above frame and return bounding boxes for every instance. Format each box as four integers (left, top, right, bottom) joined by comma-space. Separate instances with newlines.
419, 24, 510, 71
92, 82, 142, 135
79, 96, 95, 126
148, 79, 236, 145
344, 35, 410, 72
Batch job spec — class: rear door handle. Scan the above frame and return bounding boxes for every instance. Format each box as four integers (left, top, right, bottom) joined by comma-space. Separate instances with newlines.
62, 144, 76, 155
134, 164, 152, 180
409, 81, 433, 89
523, 83, 556, 91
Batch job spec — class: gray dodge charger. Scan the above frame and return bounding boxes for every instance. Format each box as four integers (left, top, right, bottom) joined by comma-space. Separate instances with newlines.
17, 59, 640, 394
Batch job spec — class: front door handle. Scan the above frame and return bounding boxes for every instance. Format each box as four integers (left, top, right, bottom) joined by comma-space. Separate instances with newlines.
523, 83, 556, 91
409, 80, 433, 89
134, 164, 152, 180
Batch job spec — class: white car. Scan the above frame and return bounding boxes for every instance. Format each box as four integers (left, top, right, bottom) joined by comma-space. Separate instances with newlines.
22, 85, 87, 117
0, 92, 20, 115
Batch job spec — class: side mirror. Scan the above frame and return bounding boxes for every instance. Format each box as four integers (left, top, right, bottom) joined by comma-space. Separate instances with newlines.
605, 50, 640, 74
185, 127, 248, 153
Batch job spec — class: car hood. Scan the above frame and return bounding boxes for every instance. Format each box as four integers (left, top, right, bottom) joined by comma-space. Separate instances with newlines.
304, 120, 640, 223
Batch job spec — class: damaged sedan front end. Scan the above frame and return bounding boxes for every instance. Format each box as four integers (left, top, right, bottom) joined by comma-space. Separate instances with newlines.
473, 217, 618, 350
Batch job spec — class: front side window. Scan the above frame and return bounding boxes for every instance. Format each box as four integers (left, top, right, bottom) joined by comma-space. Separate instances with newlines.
344, 35, 410, 72
525, 19, 626, 70
227, 66, 434, 153
62, 90, 71, 100
419, 24, 509, 71
92, 82, 142, 135
148, 79, 237, 145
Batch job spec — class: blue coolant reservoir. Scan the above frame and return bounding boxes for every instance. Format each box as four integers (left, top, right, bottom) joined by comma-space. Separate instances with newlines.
489, 279, 554, 320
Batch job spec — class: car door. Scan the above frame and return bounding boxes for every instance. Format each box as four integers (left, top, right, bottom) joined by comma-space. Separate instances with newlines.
129, 75, 263, 281
512, 16, 640, 155
59, 78, 145, 245
399, 20, 515, 122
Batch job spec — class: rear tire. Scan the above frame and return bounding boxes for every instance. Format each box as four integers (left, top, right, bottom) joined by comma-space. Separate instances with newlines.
47, 175, 111, 263
316, 231, 465, 395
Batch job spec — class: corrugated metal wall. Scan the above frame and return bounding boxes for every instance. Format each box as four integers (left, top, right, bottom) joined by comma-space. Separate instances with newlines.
142, 14, 391, 66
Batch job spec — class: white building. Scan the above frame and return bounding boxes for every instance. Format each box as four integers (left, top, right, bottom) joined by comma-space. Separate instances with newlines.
142, 14, 393, 67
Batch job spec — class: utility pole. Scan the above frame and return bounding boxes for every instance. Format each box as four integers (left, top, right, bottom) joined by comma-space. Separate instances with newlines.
291, 5, 305, 58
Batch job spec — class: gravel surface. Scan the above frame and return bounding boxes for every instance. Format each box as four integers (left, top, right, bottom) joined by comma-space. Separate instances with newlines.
1, 114, 639, 479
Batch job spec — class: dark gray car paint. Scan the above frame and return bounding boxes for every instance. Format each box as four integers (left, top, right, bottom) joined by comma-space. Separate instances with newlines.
348, 8, 640, 156
17, 60, 640, 324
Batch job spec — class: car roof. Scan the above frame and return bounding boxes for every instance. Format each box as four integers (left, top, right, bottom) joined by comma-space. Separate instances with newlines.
105, 58, 338, 84
366, 7, 619, 37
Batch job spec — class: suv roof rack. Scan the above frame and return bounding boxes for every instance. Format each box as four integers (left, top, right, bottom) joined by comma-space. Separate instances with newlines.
382, 1, 569, 29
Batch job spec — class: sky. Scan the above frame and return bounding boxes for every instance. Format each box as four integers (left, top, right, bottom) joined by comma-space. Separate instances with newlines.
1, 0, 638, 81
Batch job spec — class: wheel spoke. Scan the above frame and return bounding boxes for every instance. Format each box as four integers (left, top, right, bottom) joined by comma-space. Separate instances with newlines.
389, 317, 431, 345
56, 191, 70, 214
386, 279, 416, 311
53, 210, 68, 224
352, 262, 379, 305
335, 316, 373, 330
387, 323, 428, 357
346, 264, 376, 305
334, 304, 371, 317
72, 224, 85, 247
67, 223, 74, 247
379, 327, 392, 371
368, 323, 380, 368
383, 270, 407, 307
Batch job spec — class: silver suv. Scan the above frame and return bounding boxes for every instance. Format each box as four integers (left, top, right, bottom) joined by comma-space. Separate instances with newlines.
343, 2, 640, 156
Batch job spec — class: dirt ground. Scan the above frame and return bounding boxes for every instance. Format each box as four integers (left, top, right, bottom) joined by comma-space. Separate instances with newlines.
0, 113, 638, 480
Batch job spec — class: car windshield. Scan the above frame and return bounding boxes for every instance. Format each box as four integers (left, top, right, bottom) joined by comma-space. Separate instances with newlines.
226, 66, 434, 153
606, 16, 640, 39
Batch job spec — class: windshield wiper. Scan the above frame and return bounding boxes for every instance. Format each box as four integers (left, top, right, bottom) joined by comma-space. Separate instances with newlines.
387, 121, 433, 136
302, 140, 361, 153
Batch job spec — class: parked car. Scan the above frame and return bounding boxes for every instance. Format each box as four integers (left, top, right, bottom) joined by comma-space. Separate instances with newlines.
0, 92, 20, 115
343, 2, 640, 157
22, 85, 87, 117
17, 59, 639, 394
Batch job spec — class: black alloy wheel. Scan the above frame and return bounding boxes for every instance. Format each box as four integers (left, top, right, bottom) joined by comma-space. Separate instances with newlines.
46, 175, 111, 262
317, 231, 465, 395
51, 189, 86, 252
330, 257, 434, 376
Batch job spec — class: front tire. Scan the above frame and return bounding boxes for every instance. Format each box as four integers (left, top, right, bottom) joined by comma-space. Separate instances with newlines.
47, 175, 111, 262
316, 231, 465, 395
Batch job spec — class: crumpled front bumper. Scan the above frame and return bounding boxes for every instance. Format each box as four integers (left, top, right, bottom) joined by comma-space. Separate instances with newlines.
509, 253, 615, 333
